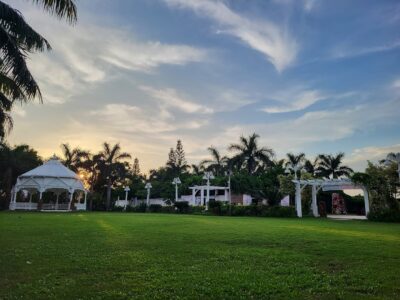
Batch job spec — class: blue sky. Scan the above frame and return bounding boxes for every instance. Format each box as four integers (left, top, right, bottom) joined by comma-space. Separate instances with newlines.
7, 0, 400, 172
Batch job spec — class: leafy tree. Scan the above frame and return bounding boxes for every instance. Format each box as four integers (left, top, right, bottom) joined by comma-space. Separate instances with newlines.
166, 140, 189, 176
200, 146, 228, 176
60, 143, 88, 172
98, 142, 131, 210
285, 152, 305, 178
0, 143, 42, 209
132, 157, 140, 176
316, 153, 353, 179
0, 0, 77, 140
228, 133, 274, 174
304, 158, 318, 176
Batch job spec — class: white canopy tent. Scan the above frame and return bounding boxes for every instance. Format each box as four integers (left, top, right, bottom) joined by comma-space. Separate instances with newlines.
292, 178, 369, 218
9, 156, 87, 211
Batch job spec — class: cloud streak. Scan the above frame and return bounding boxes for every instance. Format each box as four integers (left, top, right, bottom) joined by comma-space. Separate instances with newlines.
163, 0, 298, 72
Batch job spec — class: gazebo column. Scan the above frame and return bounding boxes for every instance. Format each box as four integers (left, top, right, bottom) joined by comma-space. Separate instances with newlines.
311, 185, 319, 217
224, 188, 228, 201
295, 182, 302, 218
200, 188, 204, 206
55, 192, 60, 210
69, 190, 74, 211
37, 191, 43, 211
362, 186, 370, 216
192, 189, 196, 206
84, 191, 87, 210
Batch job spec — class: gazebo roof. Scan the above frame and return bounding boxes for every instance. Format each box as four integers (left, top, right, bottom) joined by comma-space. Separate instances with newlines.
20, 157, 79, 179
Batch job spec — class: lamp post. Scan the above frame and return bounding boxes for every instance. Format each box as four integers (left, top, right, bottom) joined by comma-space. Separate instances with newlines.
203, 171, 214, 209
383, 153, 400, 181
225, 170, 233, 215
124, 186, 130, 211
172, 177, 181, 203
145, 182, 152, 208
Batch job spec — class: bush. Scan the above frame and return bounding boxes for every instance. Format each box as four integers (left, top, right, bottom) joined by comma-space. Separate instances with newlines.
111, 206, 125, 212
190, 206, 205, 214
174, 201, 190, 213
368, 208, 400, 222
135, 202, 147, 212
149, 204, 162, 213
161, 206, 176, 213
208, 200, 222, 215
262, 206, 296, 218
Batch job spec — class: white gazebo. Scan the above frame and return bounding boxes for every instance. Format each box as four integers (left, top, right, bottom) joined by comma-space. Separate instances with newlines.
9, 156, 87, 211
292, 178, 369, 218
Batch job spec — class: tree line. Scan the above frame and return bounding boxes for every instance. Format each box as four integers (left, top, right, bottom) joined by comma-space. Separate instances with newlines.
0, 133, 356, 210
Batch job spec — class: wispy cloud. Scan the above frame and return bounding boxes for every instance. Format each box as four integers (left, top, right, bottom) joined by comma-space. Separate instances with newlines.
163, 0, 298, 72
139, 86, 213, 114
20, 6, 209, 104
346, 144, 400, 171
262, 88, 326, 113
331, 40, 400, 59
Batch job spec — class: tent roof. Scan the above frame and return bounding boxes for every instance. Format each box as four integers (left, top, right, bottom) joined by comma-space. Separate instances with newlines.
19, 157, 80, 179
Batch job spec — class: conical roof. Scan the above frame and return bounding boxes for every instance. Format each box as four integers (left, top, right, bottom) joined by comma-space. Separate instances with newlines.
20, 156, 80, 179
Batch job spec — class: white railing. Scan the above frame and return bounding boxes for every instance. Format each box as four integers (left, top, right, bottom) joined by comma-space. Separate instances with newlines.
10, 202, 38, 210
42, 203, 69, 210
75, 203, 86, 211
114, 200, 129, 208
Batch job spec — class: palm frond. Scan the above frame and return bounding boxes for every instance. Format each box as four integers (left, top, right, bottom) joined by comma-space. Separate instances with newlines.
31, 0, 77, 24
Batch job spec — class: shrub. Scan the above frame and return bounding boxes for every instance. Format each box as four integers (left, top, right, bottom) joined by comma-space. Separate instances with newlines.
367, 208, 400, 223
135, 202, 147, 212
161, 206, 176, 213
262, 206, 296, 218
190, 206, 205, 214
149, 204, 162, 213
208, 200, 222, 215
111, 206, 125, 212
231, 205, 247, 216
174, 201, 190, 213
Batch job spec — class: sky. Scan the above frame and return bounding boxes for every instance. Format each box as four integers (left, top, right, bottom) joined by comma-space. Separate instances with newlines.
6, 0, 400, 173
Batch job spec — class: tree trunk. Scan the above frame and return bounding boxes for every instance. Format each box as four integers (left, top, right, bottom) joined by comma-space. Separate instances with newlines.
2, 167, 13, 210
106, 179, 112, 210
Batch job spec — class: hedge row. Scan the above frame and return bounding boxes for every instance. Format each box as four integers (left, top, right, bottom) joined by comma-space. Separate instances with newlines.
112, 200, 297, 218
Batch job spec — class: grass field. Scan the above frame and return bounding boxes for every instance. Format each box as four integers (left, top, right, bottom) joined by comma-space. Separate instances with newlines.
1, 212, 399, 299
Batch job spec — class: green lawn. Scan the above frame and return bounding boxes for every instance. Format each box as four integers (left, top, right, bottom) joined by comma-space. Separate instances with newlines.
0, 213, 399, 299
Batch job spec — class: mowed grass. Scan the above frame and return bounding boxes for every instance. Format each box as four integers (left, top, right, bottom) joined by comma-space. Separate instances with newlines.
0, 213, 399, 299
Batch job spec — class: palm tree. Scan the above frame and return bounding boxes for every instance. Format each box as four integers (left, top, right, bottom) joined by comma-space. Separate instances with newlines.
190, 164, 204, 175
0, 0, 77, 139
304, 158, 318, 176
228, 133, 274, 174
98, 142, 131, 210
60, 143, 88, 172
316, 153, 353, 179
200, 146, 228, 176
0, 142, 42, 209
285, 153, 305, 178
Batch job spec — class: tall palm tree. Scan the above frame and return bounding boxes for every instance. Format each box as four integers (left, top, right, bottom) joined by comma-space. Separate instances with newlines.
200, 146, 228, 176
0, 0, 77, 139
304, 158, 318, 176
0, 142, 42, 209
98, 142, 131, 210
60, 143, 88, 172
285, 153, 305, 178
228, 133, 274, 174
316, 153, 353, 179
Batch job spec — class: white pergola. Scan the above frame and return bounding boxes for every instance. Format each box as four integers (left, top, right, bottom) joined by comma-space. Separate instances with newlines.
292, 178, 369, 218
188, 185, 230, 206
9, 156, 87, 211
